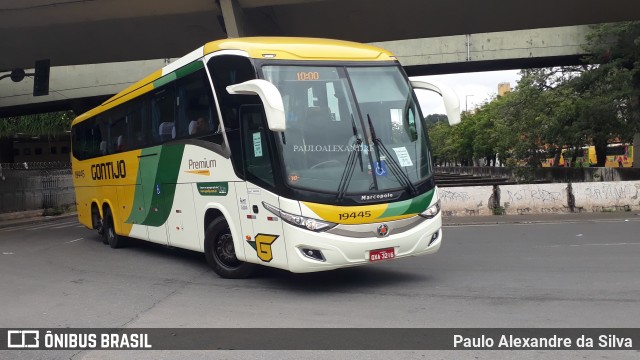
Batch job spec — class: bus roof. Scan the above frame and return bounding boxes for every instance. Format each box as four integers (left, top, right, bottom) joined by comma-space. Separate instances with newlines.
72, 37, 396, 126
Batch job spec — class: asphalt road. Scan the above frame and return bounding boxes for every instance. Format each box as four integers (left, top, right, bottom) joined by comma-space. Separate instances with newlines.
1, 213, 639, 359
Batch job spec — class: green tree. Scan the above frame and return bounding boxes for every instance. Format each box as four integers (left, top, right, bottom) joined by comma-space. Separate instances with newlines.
424, 114, 449, 126
580, 21, 640, 165
0, 111, 75, 137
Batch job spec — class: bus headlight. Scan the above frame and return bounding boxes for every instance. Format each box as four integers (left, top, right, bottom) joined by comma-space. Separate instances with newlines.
419, 199, 441, 219
262, 202, 337, 232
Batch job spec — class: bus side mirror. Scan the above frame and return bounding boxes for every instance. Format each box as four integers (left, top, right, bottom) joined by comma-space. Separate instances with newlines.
410, 80, 461, 125
226, 79, 286, 132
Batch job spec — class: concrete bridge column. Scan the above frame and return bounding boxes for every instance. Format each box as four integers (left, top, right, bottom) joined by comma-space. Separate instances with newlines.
219, 0, 248, 38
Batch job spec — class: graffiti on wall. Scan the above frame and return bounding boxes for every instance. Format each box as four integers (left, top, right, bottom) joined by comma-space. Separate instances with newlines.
582, 184, 638, 201
505, 187, 565, 204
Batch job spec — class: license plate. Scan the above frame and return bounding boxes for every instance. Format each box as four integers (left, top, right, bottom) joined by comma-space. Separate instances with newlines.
369, 248, 395, 262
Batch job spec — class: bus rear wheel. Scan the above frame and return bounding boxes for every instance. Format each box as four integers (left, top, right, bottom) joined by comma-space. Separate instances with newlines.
103, 208, 126, 249
204, 217, 256, 279
92, 205, 107, 244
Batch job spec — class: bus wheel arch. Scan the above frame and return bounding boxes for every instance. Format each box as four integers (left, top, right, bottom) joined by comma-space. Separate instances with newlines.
204, 214, 256, 279
91, 202, 104, 237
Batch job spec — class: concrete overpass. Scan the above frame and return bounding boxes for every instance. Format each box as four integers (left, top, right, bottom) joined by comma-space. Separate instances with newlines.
1, 0, 639, 116
0, 25, 591, 116
2, 0, 639, 70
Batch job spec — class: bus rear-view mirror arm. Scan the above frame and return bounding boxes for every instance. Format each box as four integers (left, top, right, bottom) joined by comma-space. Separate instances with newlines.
226, 79, 286, 132
410, 80, 461, 126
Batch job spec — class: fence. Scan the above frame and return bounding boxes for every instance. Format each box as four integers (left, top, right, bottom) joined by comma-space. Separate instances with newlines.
0, 162, 75, 214
436, 166, 640, 183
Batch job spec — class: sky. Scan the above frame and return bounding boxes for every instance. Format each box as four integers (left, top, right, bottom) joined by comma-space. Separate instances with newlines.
411, 69, 522, 118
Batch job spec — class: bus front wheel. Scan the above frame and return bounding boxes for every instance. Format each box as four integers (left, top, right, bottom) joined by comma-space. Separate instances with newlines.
204, 217, 256, 279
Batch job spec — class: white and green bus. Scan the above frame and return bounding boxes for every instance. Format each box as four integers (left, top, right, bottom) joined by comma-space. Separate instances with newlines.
71, 37, 460, 278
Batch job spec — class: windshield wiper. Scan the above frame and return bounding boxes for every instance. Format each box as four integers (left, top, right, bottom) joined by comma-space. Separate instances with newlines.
366, 114, 418, 196
351, 114, 364, 173
336, 114, 364, 202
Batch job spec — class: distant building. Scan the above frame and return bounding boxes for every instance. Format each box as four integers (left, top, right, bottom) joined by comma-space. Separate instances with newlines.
0, 135, 70, 163
498, 82, 511, 96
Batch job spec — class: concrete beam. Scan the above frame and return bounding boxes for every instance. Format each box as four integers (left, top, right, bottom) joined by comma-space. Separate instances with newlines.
373, 25, 590, 75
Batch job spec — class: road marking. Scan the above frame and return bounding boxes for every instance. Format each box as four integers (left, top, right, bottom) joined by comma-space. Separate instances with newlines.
540, 242, 640, 248
64, 238, 84, 244
2, 252, 14, 255
0, 224, 44, 232
51, 223, 79, 229
0, 221, 79, 232
24, 222, 77, 231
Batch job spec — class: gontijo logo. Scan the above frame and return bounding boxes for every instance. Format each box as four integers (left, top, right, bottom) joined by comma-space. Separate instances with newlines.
91, 160, 126, 180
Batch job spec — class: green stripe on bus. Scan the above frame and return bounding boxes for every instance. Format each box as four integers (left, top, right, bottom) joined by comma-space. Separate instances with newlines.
153, 61, 204, 89
175, 61, 204, 80
404, 189, 434, 215
126, 146, 162, 225
141, 144, 185, 227
379, 189, 434, 218
153, 72, 177, 88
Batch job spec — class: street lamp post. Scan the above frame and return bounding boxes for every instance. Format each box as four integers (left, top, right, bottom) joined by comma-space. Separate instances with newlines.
465, 95, 474, 113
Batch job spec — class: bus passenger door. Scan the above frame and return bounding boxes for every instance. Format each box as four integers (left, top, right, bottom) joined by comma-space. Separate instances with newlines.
236, 183, 287, 270
237, 106, 287, 269
166, 183, 199, 251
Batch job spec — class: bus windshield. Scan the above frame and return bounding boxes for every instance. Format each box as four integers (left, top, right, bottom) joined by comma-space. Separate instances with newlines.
262, 64, 432, 195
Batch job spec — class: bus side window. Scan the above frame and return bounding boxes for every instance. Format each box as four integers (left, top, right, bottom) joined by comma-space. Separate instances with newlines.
72, 121, 92, 160
127, 100, 148, 150
110, 114, 127, 153
176, 67, 222, 143
92, 117, 106, 158
151, 85, 176, 144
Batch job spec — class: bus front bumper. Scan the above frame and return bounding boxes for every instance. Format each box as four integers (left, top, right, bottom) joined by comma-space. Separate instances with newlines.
283, 213, 442, 273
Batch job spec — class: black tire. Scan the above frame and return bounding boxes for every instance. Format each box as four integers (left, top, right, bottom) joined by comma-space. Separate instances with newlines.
204, 217, 256, 279
92, 205, 107, 243
103, 208, 126, 249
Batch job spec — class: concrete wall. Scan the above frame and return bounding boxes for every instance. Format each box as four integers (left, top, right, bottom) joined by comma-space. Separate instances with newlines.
438, 181, 640, 216
572, 181, 640, 212
439, 186, 494, 216
500, 184, 569, 215
0, 168, 75, 213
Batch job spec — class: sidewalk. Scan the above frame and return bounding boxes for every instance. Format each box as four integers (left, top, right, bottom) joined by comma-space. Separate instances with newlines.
0, 210, 78, 230
443, 210, 640, 225
1, 208, 638, 231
